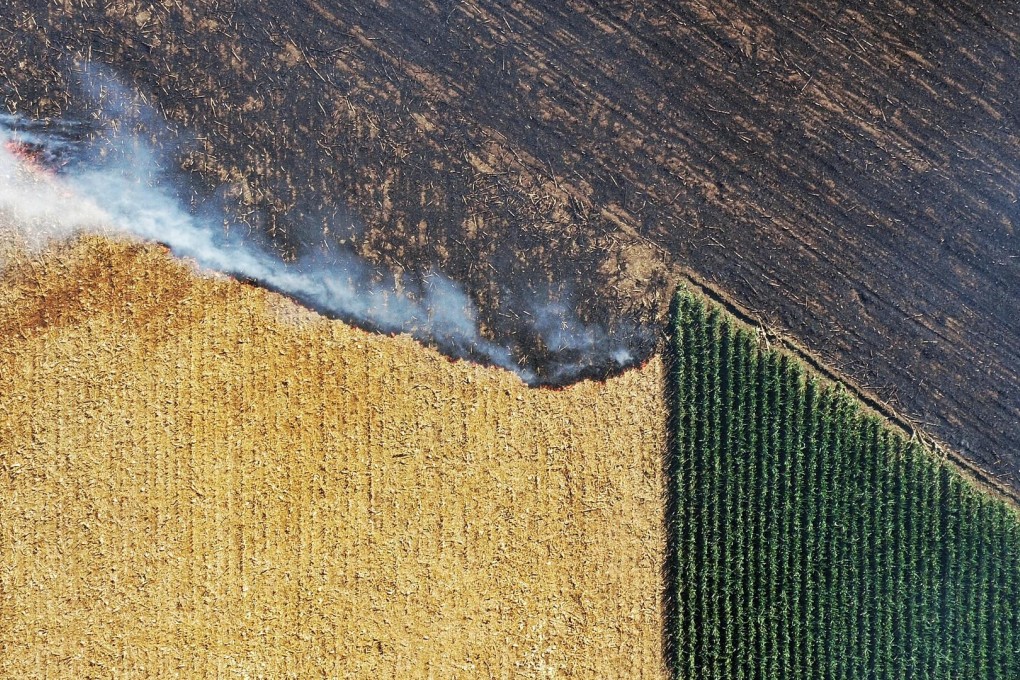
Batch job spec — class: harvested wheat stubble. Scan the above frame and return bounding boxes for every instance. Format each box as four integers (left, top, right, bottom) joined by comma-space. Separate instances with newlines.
0, 236, 667, 678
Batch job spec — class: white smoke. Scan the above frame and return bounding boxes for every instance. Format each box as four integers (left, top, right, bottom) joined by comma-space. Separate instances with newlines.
0, 114, 109, 247
0, 84, 528, 379
0, 67, 646, 385
523, 297, 638, 383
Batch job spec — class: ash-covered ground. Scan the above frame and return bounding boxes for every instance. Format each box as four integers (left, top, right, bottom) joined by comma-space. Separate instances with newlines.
2, 1, 1018, 488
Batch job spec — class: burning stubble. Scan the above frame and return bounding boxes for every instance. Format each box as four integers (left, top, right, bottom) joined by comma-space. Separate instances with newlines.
0, 67, 648, 385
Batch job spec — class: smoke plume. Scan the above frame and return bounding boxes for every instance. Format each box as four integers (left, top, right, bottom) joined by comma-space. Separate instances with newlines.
0, 68, 645, 385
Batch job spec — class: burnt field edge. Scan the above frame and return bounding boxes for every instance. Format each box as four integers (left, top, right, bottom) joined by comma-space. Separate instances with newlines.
210, 226, 1020, 506
13, 231, 1007, 506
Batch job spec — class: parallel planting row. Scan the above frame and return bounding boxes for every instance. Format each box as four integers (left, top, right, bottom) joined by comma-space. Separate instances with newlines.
667, 289, 1020, 679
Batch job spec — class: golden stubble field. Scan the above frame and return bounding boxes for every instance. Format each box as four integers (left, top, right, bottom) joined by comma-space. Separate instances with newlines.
0, 236, 667, 678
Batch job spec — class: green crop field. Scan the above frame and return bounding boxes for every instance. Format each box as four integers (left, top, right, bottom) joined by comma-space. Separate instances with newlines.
666, 289, 1020, 679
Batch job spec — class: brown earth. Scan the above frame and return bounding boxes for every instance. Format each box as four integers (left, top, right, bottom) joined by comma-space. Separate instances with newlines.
0, 236, 667, 678
1, 3, 1018, 489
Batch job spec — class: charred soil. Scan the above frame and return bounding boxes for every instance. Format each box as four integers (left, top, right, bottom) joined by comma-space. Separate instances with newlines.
3, 1, 1018, 486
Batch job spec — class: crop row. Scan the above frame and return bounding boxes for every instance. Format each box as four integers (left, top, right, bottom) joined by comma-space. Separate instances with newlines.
667, 289, 1020, 679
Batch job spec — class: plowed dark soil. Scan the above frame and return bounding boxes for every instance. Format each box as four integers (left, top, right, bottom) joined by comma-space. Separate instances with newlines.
3, 1, 1018, 487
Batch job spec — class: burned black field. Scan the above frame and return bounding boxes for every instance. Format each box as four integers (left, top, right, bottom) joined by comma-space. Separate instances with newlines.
2, 1, 1018, 489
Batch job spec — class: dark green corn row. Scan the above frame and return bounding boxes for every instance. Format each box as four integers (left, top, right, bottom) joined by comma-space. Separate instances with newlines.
666, 289, 1020, 680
